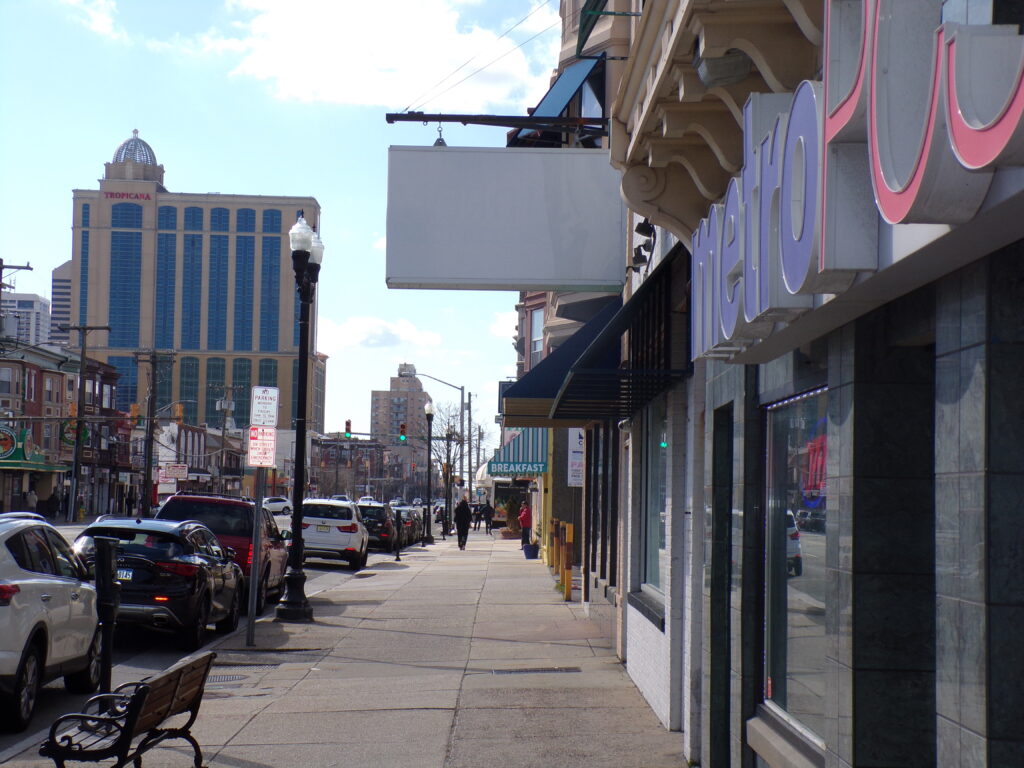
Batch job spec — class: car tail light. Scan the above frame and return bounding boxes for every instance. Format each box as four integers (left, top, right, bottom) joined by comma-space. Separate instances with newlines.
244, 546, 253, 567
157, 562, 199, 578
790, 530, 800, 541
301, 523, 310, 529
380, 532, 390, 539
154, 596, 170, 602
0, 583, 20, 605
336, 524, 358, 533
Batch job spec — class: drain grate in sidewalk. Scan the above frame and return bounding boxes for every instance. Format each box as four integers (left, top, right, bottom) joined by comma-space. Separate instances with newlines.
212, 663, 280, 670
491, 666, 582, 675
208, 674, 248, 683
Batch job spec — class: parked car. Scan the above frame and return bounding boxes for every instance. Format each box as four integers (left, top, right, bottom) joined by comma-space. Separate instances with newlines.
261, 496, 291, 515
796, 508, 826, 533
331, 494, 351, 502
0, 512, 100, 732
358, 496, 377, 504
73, 518, 243, 650
297, 499, 369, 570
786, 511, 803, 576
393, 506, 421, 546
155, 494, 288, 613
359, 502, 397, 551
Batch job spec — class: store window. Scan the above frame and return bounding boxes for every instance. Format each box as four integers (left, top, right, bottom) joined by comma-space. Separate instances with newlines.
641, 393, 669, 594
765, 388, 828, 737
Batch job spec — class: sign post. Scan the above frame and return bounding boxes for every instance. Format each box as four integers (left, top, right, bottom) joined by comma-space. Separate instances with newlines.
245, 387, 279, 646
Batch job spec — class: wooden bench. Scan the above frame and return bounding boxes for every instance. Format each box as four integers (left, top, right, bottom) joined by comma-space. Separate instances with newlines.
39, 652, 216, 768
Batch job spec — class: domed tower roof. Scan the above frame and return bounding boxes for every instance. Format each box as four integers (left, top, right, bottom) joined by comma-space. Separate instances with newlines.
112, 129, 157, 165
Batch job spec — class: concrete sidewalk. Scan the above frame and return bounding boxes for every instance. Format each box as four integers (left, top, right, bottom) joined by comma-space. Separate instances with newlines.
10, 533, 686, 768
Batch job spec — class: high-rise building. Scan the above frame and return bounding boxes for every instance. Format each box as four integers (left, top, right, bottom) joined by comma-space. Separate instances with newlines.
370, 363, 431, 487
65, 130, 326, 431
49, 262, 73, 345
0, 292, 51, 346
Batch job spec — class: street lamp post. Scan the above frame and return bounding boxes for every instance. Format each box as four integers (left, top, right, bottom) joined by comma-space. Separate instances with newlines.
422, 401, 434, 545
276, 215, 323, 623
400, 370, 465, 509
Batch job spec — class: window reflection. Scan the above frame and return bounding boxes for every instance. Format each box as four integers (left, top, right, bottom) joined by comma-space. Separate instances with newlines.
765, 389, 827, 737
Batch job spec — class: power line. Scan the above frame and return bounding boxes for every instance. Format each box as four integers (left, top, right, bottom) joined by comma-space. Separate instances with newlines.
402, 0, 558, 114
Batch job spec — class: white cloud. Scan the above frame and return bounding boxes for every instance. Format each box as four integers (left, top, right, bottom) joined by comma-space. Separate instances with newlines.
489, 310, 518, 340
60, 0, 128, 41
147, 0, 561, 112
318, 315, 443, 353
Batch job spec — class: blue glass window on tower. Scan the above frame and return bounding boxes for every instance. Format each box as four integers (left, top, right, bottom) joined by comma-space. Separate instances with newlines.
237, 208, 256, 232
179, 357, 199, 425
260, 237, 280, 351
234, 236, 255, 350
108, 356, 137, 412
262, 209, 282, 233
158, 206, 177, 230
182, 235, 202, 350
208, 235, 229, 350
111, 203, 143, 229
210, 208, 230, 232
155, 234, 177, 348
233, 359, 252, 427
205, 358, 225, 427
82, 203, 90, 227
184, 207, 203, 231
258, 358, 278, 387
79, 231, 89, 324
109, 231, 141, 348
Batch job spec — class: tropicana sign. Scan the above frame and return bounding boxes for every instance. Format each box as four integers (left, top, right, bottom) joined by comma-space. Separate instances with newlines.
692, 0, 1024, 360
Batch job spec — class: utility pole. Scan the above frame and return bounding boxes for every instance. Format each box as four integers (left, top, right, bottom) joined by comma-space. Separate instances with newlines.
135, 350, 175, 517
209, 383, 244, 493
60, 323, 110, 522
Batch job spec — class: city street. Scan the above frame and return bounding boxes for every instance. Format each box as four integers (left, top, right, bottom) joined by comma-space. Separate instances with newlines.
0, 521, 400, 763
2, 532, 684, 768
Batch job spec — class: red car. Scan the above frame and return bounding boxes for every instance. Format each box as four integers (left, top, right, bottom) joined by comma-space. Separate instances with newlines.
156, 494, 288, 613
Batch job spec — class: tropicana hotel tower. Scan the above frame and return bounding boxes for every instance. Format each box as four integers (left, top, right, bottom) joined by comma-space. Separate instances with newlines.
64, 130, 326, 432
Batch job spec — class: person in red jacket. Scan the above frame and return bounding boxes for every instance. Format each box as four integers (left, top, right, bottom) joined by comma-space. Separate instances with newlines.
518, 501, 532, 549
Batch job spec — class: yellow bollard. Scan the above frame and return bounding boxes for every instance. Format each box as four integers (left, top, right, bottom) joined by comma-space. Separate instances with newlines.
562, 523, 573, 601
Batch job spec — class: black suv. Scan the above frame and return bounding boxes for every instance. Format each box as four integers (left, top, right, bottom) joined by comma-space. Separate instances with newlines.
358, 502, 397, 551
74, 518, 243, 649
155, 494, 288, 613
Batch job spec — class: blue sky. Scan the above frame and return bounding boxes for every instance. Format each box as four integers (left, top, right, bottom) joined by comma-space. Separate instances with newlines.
0, 0, 561, 448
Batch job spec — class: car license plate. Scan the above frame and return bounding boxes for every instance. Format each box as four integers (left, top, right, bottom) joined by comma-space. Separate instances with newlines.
316, 524, 330, 532
116, 568, 133, 581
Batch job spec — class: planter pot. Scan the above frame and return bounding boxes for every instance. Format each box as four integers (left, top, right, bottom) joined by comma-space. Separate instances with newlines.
523, 543, 540, 559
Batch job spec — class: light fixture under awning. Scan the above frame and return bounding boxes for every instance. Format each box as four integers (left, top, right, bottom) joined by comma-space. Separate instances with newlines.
487, 428, 549, 476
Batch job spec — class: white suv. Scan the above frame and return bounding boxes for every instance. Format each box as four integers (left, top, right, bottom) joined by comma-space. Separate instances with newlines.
297, 499, 369, 570
0, 513, 100, 731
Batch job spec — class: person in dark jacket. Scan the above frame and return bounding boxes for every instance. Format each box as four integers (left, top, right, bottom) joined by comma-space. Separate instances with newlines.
454, 497, 472, 550
480, 501, 494, 534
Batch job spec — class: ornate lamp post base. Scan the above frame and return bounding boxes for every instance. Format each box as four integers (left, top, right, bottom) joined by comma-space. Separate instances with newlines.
275, 568, 313, 622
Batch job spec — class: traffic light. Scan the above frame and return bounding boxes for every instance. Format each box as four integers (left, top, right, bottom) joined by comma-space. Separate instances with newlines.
399, 423, 407, 441
411, 462, 416, 471
344, 420, 352, 439
130, 403, 139, 424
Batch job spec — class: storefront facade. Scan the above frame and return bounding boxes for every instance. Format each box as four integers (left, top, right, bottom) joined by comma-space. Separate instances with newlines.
610, 1, 1024, 765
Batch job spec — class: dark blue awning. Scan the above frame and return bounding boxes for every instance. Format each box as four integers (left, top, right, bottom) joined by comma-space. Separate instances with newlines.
509, 56, 603, 146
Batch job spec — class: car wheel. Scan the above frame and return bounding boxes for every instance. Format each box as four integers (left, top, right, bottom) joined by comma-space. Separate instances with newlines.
181, 597, 210, 651
792, 558, 803, 577
64, 629, 101, 694
254, 570, 269, 614
349, 548, 362, 572
2, 642, 42, 732
216, 586, 241, 634
282, 507, 291, 516
360, 544, 369, 569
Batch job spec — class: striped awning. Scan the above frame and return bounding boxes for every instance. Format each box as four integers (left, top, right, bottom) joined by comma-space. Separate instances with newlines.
487, 428, 549, 476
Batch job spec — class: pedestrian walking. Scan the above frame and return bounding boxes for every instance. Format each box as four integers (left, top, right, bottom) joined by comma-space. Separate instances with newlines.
518, 500, 532, 549
481, 500, 494, 535
26, 488, 38, 514
472, 505, 481, 531
454, 497, 472, 550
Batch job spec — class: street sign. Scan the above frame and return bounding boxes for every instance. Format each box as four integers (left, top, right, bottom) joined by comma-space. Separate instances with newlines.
250, 386, 280, 427
162, 463, 188, 480
247, 425, 277, 467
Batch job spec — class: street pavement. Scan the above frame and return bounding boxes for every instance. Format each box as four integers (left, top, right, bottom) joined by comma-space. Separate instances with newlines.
5, 531, 686, 767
